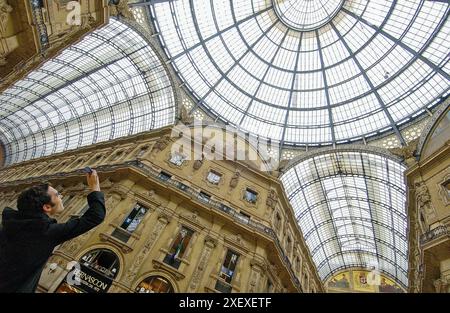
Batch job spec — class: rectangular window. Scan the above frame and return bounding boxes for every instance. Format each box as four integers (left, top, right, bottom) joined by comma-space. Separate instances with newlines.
198, 191, 211, 203
206, 170, 222, 185
158, 171, 172, 181
163, 227, 194, 269
244, 188, 258, 204
215, 249, 240, 293
111, 204, 148, 242
236, 211, 250, 225
169, 152, 186, 166
220, 250, 240, 283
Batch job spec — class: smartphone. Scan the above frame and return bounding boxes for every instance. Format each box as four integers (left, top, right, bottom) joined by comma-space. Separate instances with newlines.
83, 167, 93, 174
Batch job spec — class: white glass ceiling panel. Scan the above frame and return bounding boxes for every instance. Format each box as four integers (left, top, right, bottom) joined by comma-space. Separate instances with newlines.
0, 19, 175, 165
281, 150, 408, 287
149, 0, 449, 146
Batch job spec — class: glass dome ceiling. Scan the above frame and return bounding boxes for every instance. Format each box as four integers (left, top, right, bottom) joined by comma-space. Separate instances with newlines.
147, 0, 450, 146
281, 149, 408, 288
0, 19, 175, 165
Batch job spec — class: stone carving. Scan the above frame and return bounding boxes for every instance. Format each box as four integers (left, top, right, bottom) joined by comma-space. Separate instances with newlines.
266, 189, 278, 210
433, 277, 449, 293
415, 180, 437, 226
188, 237, 216, 292
193, 153, 204, 170
389, 138, 419, 166
437, 174, 450, 206
109, 0, 134, 20
0, 0, 12, 64
122, 215, 169, 286
247, 263, 263, 292
180, 105, 194, 125
105, 193, 123, 213
229, 170, 240, 188
60, 229, 92, 256
151, 135, 171, 154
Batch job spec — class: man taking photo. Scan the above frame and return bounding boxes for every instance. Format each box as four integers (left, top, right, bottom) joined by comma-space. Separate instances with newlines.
0, 169, 105, 293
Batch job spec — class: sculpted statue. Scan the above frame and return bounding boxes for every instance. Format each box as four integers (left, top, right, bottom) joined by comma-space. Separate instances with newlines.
229, 170, 240, 188
389, 138, 419, 164
110, 0, 134, 20
152, 135, 171, 153
266, 189, 278, 209
415, 180, 436, 224
180, 105, 194, 125
0, 0, 12, 65
193, 153, 204, 170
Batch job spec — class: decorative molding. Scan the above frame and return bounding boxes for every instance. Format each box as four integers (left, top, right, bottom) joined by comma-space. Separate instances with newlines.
283, 144, 404, 173
437, 173, 450, 206
416, 101, 450, 159
121, 214, 169, 286
98, 232, 133, 254
152, 259, 185, 280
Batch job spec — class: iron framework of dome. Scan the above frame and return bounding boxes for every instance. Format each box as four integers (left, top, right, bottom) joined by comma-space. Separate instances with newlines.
281, 149, 408, 288
0, 19, 176, 165
145, 0, 449, 147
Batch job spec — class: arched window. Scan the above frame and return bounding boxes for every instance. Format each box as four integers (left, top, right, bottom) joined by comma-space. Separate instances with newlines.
135, 275, 174, 293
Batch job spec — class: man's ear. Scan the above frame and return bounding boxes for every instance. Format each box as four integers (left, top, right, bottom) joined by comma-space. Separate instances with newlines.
42, 204, 52, 214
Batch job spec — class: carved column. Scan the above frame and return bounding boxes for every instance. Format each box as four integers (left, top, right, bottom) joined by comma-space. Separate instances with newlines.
105, 191, 124, 213
247, 260, 264, 292
188, 236, 217, 292
0, 0, 13, 64
121, 213, 170, 287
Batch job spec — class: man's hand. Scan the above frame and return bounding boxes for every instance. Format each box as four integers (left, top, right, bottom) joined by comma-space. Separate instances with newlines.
86, 169, 101, 192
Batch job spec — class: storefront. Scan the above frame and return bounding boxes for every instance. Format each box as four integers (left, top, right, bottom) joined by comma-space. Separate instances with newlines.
135, 275, 174, 293
55, 248, 120, 293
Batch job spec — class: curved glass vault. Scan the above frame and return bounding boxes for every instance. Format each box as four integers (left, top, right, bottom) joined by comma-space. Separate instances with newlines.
148, 0, 449, 146
280, 150, 408, 287
0, 19, 176, 165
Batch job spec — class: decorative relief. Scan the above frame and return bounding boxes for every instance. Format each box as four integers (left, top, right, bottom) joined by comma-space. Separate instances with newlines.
247, 259, 264, 292
0, 0, 13, 65
389, 138, 419, 166
109, 0, 134, 20
193, 153, 204, 171
60, 229, 93, 257
437, 174, 450, 206
266, 188, 278, 210
188, 236, 217, 292
151, 135, 171, 155
122, 213, 170, 286
414, 180, 437, 226
229, 170, 240, 189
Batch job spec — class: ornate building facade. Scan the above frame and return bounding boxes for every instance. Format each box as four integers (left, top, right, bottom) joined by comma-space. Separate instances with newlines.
406, 105, 450, 293
0, 126, 323, 293
0, 0, 449, 294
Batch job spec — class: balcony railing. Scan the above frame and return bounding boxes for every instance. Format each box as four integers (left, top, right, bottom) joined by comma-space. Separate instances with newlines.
0, 159, 303, 291
420, 225, 450, 245
129, 160, 302, 290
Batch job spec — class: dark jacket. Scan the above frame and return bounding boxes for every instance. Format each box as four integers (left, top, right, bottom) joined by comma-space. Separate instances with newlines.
0, 191, 106, 293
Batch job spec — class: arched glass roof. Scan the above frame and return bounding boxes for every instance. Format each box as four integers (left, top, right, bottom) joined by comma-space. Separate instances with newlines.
0, 19, 176, 165
280, 149, 408, 287
147, 0, 449, 146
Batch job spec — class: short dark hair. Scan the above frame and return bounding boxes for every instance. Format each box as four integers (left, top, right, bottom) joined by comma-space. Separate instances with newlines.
17, 184, 53, 214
